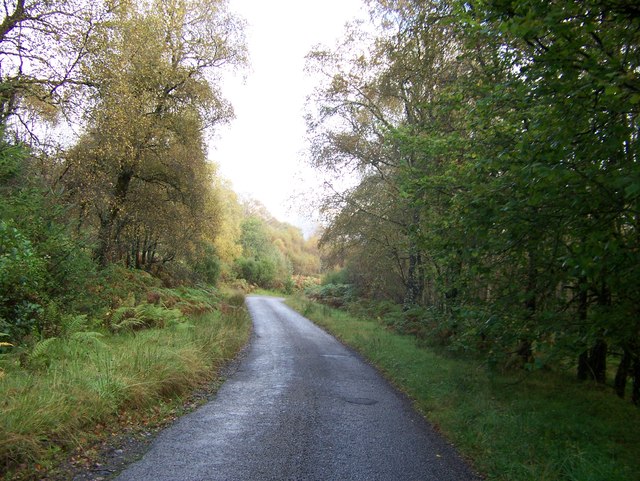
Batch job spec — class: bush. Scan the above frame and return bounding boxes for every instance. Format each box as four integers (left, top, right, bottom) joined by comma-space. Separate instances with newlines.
291, 275, 321, 291
186, 242, 221, 286
234, 256, 277, 288
283, 276, 295, 294
306, 283, 355, 307
0, 141, 98, 342
226, 290, 245, 308
322, 269, 349, 285
0, 221, 45, 341
194, 252, 221, 285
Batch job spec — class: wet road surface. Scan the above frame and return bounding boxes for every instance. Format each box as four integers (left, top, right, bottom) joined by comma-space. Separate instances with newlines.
115, 295, 479, 481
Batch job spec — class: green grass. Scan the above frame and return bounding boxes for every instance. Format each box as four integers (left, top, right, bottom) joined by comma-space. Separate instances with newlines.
287, 295, 640, 481
0, 288, 251, 479
251, 288, 286, 297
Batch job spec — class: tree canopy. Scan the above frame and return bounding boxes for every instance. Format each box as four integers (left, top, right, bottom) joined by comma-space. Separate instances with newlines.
0, 0, 255, 344
307, 0, 640, 403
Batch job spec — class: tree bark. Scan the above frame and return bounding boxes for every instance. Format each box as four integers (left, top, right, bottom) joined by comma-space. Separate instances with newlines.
95, 167, 133, 266
587, 284, 611, 384
578, 281, 607, 383
632, 354, 640, 405
586, 339, 608, 383
403, 210, 424, 310
614, 347, 631, 399
576, 279, 591, 381
577, 350, 590, 381
519, 249, 537, 365
0, 0, 26, 43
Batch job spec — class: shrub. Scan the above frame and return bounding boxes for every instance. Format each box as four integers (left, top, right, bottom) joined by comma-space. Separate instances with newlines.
191, 242, 221, 285
234, 256, 277, 288
322, 269, 349, 285
226, 290, 245, 308
0, 141, 98, 342
291, 275, 321, 291
283, 277, 295, 294
306, 283, 355, 307
0, 221, 45, 341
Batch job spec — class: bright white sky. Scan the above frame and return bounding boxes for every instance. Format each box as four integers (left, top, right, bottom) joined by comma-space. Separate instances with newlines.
210, 0, 367, 233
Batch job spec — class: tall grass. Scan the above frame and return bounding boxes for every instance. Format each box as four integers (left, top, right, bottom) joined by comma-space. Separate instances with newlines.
0, 289, 250, 479
288, 296, 640, 481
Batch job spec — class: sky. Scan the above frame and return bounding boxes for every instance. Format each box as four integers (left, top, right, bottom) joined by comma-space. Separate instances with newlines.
210, 0, 367, 233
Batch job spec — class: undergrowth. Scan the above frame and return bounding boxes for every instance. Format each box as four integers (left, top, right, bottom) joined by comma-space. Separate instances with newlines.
287, 295, 640, 481
0, 284, 250, 480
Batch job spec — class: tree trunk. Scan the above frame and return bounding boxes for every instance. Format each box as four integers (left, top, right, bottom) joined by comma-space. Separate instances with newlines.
149, 240, 158, 265
94, 167, 133, 267
576, 279, 591, 381
403, 248, 423, 309
614, 347, 631, 399
135, 236, 142, 269
519, 249, 537, 365
403, 211, 424, 311
95, 215, 114, 267
632, 354, 640, 406
577, 350, 590, 381
589, 339, 608, 383
587, 283, 611, 384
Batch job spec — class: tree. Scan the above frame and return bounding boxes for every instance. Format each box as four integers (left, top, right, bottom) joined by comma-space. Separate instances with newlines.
0, 0, 110, 134
461, 0, 640, 387
307, 0, 640, 401
0, 137, 96, 342
211, 178, 243, 270
235, 216, 289, 288
317, 173, 410, 301
63, 0, 246, 268
306, 0, 472, 308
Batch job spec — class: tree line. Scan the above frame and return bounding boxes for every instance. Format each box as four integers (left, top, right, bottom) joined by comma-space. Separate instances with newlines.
307, 0, 640, 403
0, 0, 319, 346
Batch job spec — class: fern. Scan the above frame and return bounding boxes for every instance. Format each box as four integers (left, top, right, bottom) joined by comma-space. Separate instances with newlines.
110, 302, 185, 332
28, 337, 59, 365
170, 321, 195, 332
70, 331, 106, 347
112, 317, 147, 332
110, 304, 145, 332
123, 292, 136, 307
137, 303, 183, 326
111, 306, 135, 325
0, 332, 12, 348
62, 314, 89, 336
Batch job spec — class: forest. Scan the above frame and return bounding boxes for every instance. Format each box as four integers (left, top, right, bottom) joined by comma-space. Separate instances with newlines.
306, 0, 640, 405
0, 0, 319, 347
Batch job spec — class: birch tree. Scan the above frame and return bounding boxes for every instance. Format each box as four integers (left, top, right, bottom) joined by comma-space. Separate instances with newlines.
65, 0, 246, 266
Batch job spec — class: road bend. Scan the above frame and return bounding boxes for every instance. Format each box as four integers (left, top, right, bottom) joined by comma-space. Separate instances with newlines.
115, 295, 479, 481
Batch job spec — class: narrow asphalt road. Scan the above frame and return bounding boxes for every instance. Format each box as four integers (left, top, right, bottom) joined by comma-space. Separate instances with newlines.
115, 295, 479, 481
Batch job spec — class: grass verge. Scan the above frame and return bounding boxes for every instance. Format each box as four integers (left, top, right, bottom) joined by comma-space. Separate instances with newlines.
287, 295, 640, 481
0, 288, 251, 480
